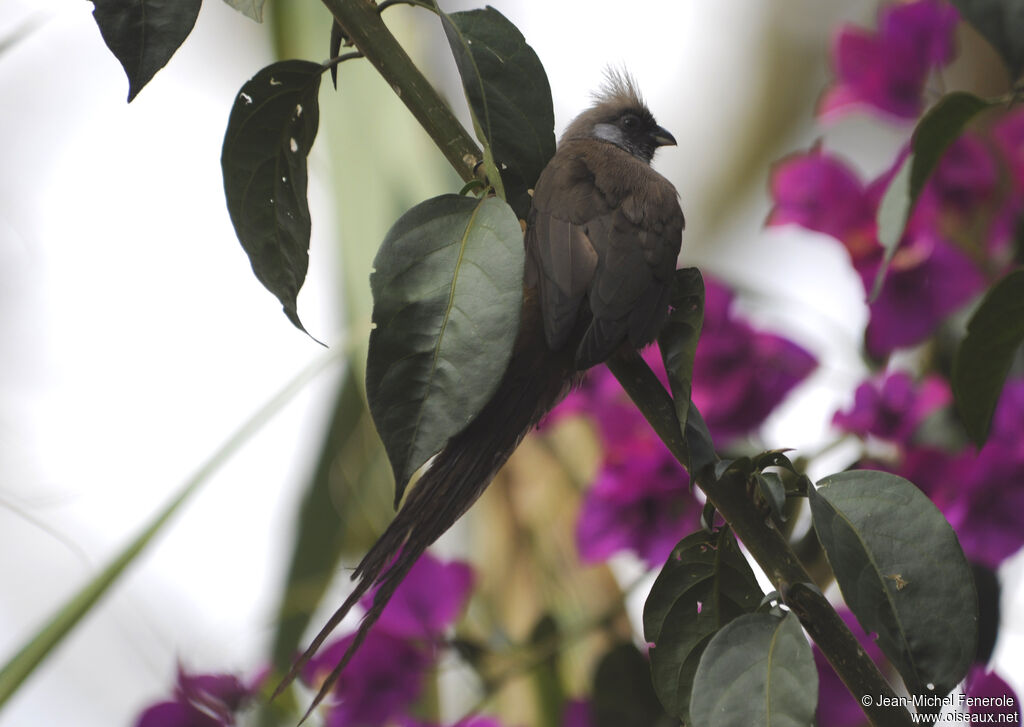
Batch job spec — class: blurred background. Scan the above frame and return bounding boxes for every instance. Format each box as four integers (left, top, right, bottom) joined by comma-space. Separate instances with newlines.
1, 0, 1021, 724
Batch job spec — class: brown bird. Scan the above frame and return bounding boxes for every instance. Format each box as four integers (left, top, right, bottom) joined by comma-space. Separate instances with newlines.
284, 70, 684, 715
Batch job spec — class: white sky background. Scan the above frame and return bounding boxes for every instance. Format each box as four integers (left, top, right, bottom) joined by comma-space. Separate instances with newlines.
0, 1, 1021, 725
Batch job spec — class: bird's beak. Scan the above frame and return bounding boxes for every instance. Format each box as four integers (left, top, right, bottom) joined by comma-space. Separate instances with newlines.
651, 125, 677, 148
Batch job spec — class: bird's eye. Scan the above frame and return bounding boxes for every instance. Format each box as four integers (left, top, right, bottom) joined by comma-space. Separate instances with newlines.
621, 114, 639, 130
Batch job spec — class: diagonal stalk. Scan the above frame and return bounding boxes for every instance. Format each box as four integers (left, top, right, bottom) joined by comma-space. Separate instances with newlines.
321, 0, 482, 183
0, 349, 341, 707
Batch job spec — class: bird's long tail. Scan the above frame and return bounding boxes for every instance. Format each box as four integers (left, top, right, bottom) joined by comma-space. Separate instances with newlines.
279, 293, 578, 720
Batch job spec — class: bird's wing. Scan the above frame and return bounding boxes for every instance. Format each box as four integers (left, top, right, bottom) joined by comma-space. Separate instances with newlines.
526, 141, 684, 369
525, 150, 601, 352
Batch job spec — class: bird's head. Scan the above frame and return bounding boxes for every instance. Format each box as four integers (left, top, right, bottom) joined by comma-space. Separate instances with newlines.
560, 69, 677, 164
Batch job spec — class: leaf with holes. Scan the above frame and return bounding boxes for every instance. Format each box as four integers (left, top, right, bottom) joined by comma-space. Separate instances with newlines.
90, 0, 201, 102
809, 470, 977, 698
690, 611, 818, 727
222, 60, 324, 338
366, 194, 524, 505
440, 6, 555, 219
643, 529, 764, 723
953, 268, 1024, 446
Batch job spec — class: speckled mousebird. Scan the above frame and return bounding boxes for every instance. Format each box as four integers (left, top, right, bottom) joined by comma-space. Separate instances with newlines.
282, 70, 685, 714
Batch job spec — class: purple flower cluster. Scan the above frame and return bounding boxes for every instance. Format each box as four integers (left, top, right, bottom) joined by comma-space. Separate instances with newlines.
792, 0, 1024, 571
554, 277, 815, 567
135, 667, 260, 727
134, 552, 483, 727
693, 280, 817, 443
831, 370, 949, 444
771, 0, 1024, 359
813, 609, 1021, 725
820, 0, 959, 121
782, 0, 1024, 714
565, 344, 700, 568
768, 138, 996, 357
302, 552, 475, 726
834, 372, 1024, 569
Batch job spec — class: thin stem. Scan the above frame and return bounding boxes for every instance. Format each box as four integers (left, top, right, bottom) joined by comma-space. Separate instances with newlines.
455, 572, 647, 721
607, 354, 911, 727
320, 0, 482, 182
0, 348, 343, 706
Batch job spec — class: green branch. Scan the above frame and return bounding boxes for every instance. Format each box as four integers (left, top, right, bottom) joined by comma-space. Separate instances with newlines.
0, 349, 341, 707
321, 0, 482, 182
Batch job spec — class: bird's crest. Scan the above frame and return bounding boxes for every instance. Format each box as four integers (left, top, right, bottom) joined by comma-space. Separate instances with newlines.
592, 67, 646, 110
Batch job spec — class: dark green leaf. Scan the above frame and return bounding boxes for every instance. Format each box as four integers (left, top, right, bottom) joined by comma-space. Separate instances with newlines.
223, 0, 266, 22
809, 470, 977, 697
906, 93, 995, 204
973, 563, 1001, 665
658, 267, 705, 442
439, 6, 556, 218
643, 529, 764, 723
756, 472, 786, 523
690, 612, 817, 727
952, 268, 1024, 446
270, 361, 391, 672
221, 60, 324, 338
90, 0, 201, 102
684, 401, 717, 476
873, 92, 994, 297
591, 643, 675, 727
951, 0, 1024, 80
366, 194, 524, 505
714, 457, 750, 483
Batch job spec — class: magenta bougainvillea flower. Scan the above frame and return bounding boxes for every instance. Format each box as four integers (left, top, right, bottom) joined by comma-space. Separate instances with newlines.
566, 346, 699, 567
862, 231, 985, 355
942, 403, 1024, 569
819, 0, 959, 121
361, 550, 474, 640
134, 666, 258, 727
922, 132, 998, 213
302, 552, 475, 726
850, 377, 1024, 569
963, 666, 1022, 719
814, 612, 1020, 725
555, 277, 814, 566
693, 279, 817, 443
832, 370, 950, 443
303, 631, 432, 727
993, 106, 1024, 190
561, 699, 595, 727
767, 142, 875, 244
137, 557, 475, 727
575, 438, 696, 567
768, 144, 987, 357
